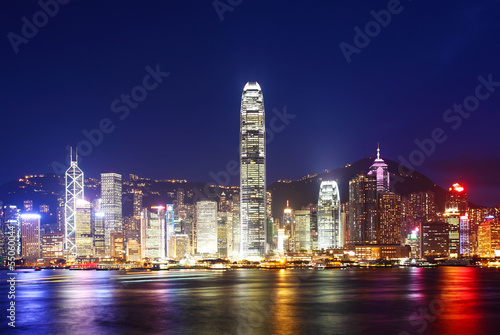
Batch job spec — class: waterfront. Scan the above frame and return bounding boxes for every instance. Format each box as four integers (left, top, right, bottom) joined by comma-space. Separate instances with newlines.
2, 267, 500, 335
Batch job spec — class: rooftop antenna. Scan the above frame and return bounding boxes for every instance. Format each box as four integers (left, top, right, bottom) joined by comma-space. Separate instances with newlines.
377, 142, 380, 160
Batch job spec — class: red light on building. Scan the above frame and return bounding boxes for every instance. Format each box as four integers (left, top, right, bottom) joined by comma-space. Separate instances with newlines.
452, 183, 464, 193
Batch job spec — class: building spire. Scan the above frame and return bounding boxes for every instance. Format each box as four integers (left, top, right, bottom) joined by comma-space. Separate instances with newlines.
377, 142, 380, 160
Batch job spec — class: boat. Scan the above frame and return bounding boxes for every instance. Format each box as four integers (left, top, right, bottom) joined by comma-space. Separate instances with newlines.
313, 263, 325, 270
34, 267, 41, 271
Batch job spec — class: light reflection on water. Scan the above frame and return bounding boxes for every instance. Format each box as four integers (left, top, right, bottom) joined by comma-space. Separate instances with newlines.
2, 267, 500, 335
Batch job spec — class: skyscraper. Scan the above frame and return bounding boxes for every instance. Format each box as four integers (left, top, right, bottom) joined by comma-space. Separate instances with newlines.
101, 173, 122, 256
377, 192, 402, 245
317, 181, 341, 250
75, 199, 93, 257
294, 210, 311, 251
348, 174, 377, 245
240, 82, 266, 259
20, 213, 41, 259
65, 149, 84, 257
196, 200, 218, 254
141, 206, 166, 259
445, 183, 467, 257
367, 145, 390, 192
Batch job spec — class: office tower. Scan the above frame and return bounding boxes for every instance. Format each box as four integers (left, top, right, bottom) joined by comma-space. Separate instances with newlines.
294, 210, 311, 251
348, 174, 377, 245
141, 206, 166, 259
240, 81, 266, 259
231, 192, 240, 258
403, 191, 437, 237
459, 214, 470, 256
377, 192, 402, 245
168, 234, 190, 260
126, 236, 141, 262
405, 229, 420, 258
340, 203, 348, 248
317, 181, 341, 250
132, 191, 143, 218
196, 200, 218, 254
101, 173, 122, 256
445, 183, 468, 215
444, 207, 460, 257
75, 199, 93, 257
65, 149, 84, 256
217, 212, 228, 257
93, 212, 106, 257
367, 145, 390, 192
41, 233, 64, 259
283, 202, 295, 251
2, 205, 20, 258
24, 200, 34, 212
477, 217, 500, 257
110, 232, 124, 258
20, 213, 41, 259
165, 204, 174, 257
422, 222, 449, 256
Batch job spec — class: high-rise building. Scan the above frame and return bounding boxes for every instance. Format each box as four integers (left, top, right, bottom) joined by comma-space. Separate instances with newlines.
168, 234, 190, 260
196, 200, 218, 254
294, 210, 311, 251
101, 173, 122, 256
41, 233, 64, 259
93, 212, 106, 257
377, 192, 402, 245
20, 213, 41, 259
367, 145, 390, 192
402, 191, 437, 238
24, 200, 34, 212
317, 181, 341, 250
444, 207, 460, 257
445, 183, 468, 215
477, 217, 500, 258
422, 222, 449, 256
459, 214, 470, 256
165, 204, 175, 257
75, 199, 93, 257
282, 202, 294, 251
240, 82, 266, 259
65, 149, 84, 256
141, 206, 166, 259
2, 205, 20, 258
231, 192, 240, 259
348, 174, 377, 245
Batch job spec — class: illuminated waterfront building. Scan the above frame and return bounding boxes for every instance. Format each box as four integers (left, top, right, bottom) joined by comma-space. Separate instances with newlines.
444, 208, 460, 257
75, 199, 93, 257
317, 181, 341, 250
459, 214, 470, 256
240, 82, 266, 259
101, 173, 123, 256
445, 183, 468, 215
402, 191, 437, 238
41, 233, 64, 259
2, 205, 20, 258
196, 200, 217, 254
294, 210, 311, 251
126, 238, 141, 262
477, 217, 500, 258
445, 183, 467, 257
65, 149, 84, 256
20, 213, 41, 259
141, 206, 166, 259
348, 174, 377, 245
110, 232, 124, 259
405, 229, 420, 258
377, 192, 402, 245
367, 145, 390, 192
422, 222, 449, 256
93, 212, 106, 257
282, 202, 295, 251
168, 234, 190, 260
231, 192, 240, 259
165, 204, 175, 257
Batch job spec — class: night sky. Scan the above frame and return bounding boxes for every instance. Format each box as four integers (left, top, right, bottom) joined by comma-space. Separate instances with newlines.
1, 1, 499, 206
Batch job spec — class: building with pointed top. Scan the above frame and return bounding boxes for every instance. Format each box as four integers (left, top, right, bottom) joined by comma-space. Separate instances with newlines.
240, 81, 267, 259
368, 145, 390, 192
65, 148, 84, 257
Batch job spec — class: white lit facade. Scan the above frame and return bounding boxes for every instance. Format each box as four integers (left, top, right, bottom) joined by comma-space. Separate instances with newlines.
196, 200, 218, 254
65, 149, 84, 256
240, 82, 266, 259
317, 181, 341, 250
101, 173, 122, 256
20, 213, 41, 259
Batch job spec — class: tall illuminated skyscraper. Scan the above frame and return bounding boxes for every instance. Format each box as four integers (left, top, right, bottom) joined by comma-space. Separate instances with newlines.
75, 199, 93, 257
65, 148, 84, 257
348, 174, 377, 245
20, 213, 41, 259
240, 82, 266, 259
141, 206, 166, 259
367, 145, 390, 192
101, 173, 122, 256
317, 181, 341, 250
445, 183, 467, 257
196, 200, 218, 254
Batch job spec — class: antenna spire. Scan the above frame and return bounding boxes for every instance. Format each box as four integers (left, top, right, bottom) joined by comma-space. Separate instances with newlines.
377, 142, 380, 160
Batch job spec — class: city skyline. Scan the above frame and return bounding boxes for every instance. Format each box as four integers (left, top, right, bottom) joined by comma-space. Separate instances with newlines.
2, 1, 500, 208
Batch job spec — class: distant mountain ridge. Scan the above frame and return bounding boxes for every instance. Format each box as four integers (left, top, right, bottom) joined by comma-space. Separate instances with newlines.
268, 156, 448, 219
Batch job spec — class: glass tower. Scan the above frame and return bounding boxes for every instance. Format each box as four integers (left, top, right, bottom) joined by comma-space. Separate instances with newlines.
65, 148, 84, 257
317, 181, 341, 250
240, 82, 266, 259
101, 173, 122, 256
